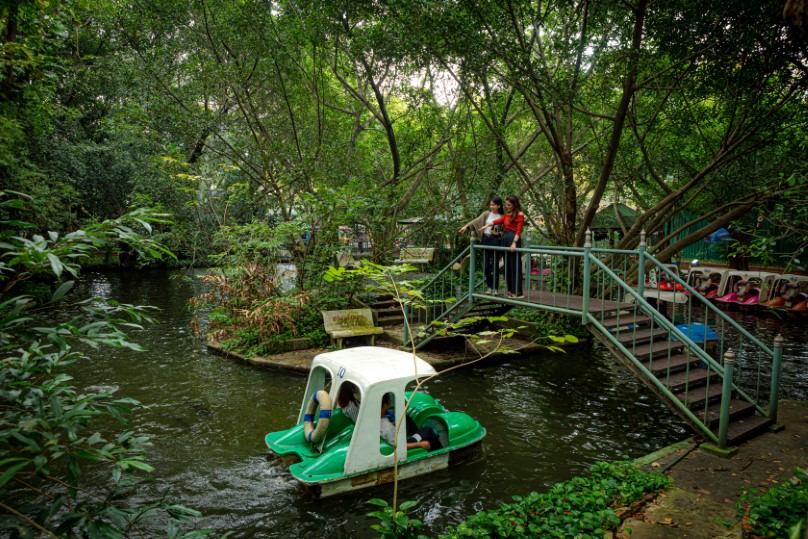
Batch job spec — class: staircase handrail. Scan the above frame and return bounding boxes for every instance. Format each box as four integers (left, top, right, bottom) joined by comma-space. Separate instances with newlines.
404, 245, 472, 345
589, 257, 724, 372
419, 245, 472, 291
641, 253, 774, 356
589, 256, 768, 418
586, 258, 724, 442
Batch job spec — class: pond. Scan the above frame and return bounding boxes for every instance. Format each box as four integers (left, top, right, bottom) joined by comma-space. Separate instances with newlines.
68, 269, 806, 537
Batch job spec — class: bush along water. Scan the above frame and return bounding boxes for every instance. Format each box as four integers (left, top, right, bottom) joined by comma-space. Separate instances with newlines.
442, 460, 671, 538
0, 194, 224, 537
738, 467, 807, 539
368, 460, 672, 538
189, 222, 350, 355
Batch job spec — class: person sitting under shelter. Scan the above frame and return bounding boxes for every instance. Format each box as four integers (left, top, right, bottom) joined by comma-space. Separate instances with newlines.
337, 381, 360, 423
379, 393, 443, 451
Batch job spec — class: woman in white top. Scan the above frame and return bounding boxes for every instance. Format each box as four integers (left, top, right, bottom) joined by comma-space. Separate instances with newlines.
459, 197, 504, 295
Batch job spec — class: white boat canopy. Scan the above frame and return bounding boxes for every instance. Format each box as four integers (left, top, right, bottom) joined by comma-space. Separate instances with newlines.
311, 346, 437, 388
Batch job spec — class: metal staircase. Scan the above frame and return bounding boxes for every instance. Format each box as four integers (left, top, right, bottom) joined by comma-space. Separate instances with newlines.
402, 245, 511, 349
403, 233, 786, 450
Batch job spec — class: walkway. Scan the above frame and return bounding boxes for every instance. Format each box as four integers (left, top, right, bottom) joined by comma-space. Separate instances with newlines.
624, 400, 808, 538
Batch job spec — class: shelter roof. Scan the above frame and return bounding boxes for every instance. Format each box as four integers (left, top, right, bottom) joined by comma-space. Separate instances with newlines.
591, 203, 639, 230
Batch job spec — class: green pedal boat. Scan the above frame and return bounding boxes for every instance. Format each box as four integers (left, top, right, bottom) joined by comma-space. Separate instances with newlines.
265, 347, 486, 497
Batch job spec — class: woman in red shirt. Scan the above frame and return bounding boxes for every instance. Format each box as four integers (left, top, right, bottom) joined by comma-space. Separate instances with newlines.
480, 194, 525, 298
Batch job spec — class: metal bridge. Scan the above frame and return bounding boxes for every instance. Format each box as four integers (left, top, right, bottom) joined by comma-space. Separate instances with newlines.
403, 231, 785, 452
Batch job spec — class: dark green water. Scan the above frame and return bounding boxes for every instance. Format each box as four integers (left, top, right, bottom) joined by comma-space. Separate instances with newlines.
66, 269, 805, 538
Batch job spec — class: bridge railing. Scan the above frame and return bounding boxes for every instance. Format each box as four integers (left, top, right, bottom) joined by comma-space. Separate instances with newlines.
405, 236, 783, 428
631, 250, 779, 413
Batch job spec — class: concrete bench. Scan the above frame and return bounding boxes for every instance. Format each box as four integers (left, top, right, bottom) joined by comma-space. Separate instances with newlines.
451, 254, 470, 274
394, 247, 435, 267
335, 250, 360, 269
321, 308, 384, 349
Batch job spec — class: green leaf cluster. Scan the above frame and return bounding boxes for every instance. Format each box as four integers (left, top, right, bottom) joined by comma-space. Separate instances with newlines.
368, 498, 429, 539
0, 194, 218, 537
738, 467, 808, 539
441, 460, 672, 538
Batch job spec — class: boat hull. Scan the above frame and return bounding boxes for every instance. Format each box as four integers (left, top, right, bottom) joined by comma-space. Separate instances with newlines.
301, 440, 484, 498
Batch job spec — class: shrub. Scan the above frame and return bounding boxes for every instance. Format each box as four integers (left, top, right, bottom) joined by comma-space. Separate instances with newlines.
738, 467, 807, 539
441, 460, 672, 538
0, 194, 215, 536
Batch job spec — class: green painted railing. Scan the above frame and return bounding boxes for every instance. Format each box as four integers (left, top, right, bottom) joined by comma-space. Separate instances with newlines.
407, 231, 785, 447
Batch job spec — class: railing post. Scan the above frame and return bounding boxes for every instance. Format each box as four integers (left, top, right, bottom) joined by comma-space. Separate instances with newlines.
582, 229, 591, 324
468, 236, 477, 307
769, 334, 784, 423
637, 230, 646, 298
718, 348, 736, 449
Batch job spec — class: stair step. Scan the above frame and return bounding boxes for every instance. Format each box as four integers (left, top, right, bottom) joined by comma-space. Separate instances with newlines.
726, 415, 774, 445
642, 353, 703, 377
656, 367, 720, 393
615, 327, 670, 345
598, 313, 653, 330
694, 400, 757, 428
632, 340, 685, 361
371, 299, 401, 309
377, 315, 404, 326
674, 383, 724, 409
601, 302, 641, 315
375, 307, 403, 316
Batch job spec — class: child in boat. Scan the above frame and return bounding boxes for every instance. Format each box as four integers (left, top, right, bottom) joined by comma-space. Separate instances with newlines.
380, 393, 443, 451
337, 381, 360, 423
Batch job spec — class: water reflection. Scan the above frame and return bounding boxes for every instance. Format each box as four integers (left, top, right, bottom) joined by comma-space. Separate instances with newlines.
65, 270, 806, 537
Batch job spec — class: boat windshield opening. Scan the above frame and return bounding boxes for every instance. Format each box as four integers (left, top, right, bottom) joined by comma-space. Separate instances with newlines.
336, 381, 361, 423
380, 391, 397, 452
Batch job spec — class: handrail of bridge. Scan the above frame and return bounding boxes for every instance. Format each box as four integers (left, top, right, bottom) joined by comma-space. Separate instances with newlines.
405, 236, 783, 439
586, 256, 768, 444
640, 252, 774, 357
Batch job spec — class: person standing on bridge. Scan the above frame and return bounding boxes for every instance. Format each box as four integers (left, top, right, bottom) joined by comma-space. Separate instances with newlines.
459, 196, 503, 295
480, 194, 525, 299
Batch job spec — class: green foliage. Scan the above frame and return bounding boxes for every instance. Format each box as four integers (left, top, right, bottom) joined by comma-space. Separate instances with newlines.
368, 498, 429, 539
208, 220, 291, 269
508, 307, 588, 344
0, 194, 217, 536
738, 467, 808, 539
727, 173, 808, 271
192, 221, 352, 353
441, 460, 672, 538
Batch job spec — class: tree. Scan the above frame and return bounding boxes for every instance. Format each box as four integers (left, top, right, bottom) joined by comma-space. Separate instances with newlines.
387, 0, 808, 258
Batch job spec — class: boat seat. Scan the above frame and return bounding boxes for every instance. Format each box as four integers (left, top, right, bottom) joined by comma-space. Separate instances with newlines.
322, 423, 354, 452
422, 416, 450, 449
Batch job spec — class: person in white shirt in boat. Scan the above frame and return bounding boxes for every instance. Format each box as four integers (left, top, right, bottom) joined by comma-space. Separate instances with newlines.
379, 393, 443, 451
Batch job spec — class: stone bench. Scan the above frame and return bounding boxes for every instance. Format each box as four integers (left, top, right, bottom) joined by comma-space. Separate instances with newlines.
321, 308, 384, 349
394, 247, 435, 267
335, 250, 360, 269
